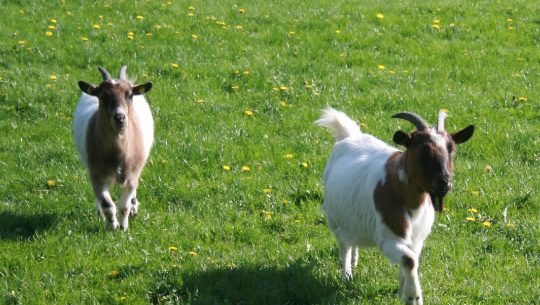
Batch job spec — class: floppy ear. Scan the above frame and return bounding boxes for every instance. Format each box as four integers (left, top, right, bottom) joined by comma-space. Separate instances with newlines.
393, 130, 412, 147
452, 125, 475, 144
78, 81, 98, 96
132, 82, 152, 95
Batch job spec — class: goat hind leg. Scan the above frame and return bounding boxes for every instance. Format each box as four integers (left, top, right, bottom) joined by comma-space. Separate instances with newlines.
339, 240, 353, 280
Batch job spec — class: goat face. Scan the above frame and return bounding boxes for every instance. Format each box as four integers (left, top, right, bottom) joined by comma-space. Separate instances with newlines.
393, 113, 474, 211
78, 66, 152, 133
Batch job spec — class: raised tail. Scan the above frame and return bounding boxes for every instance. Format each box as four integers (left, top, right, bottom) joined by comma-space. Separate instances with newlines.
315, 107, 362, 141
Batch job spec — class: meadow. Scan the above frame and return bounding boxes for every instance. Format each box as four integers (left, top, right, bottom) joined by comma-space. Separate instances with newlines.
0, 0, 538, 304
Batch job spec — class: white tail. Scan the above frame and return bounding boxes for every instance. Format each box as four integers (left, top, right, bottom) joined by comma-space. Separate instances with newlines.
315, 107, 362, 141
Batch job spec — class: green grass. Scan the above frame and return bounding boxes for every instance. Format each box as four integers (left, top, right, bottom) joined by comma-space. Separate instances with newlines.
0, 0, 538, 304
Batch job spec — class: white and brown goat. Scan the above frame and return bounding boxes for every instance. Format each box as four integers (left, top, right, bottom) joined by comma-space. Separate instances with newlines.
73, 66, 154, 231
316, 108, 474, 304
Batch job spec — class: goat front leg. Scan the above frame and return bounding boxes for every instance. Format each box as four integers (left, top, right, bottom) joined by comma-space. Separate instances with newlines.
93, 186, 119, 230
118, 181, 138, 231
379, 236, 423, 305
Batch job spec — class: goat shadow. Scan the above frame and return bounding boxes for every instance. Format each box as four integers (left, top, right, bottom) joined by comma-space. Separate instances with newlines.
149, 260, 342, 305
0, 211, 57, 240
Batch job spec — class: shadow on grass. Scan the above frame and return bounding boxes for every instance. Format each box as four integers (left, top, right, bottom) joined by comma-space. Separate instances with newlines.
0, 211, 56, 240
150, 260, 341, 305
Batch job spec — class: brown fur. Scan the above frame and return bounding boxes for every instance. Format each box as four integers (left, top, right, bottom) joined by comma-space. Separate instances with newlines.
374, 152, 429, 238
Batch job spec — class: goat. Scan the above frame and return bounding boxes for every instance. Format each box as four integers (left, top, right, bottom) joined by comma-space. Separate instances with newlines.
316, 107, 474, 304
73, 66, 154, 231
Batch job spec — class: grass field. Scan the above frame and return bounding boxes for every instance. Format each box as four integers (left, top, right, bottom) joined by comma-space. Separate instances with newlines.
0, 0, 538, 304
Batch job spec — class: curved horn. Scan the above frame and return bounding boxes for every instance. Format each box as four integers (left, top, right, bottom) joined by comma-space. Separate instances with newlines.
98, 66, 112, 81
437, 110, 448, 131
119, 65, 127, 80
391, 112, 429, 131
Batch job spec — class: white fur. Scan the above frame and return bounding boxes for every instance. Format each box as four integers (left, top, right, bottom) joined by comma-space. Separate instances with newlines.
317, 108, 435, 305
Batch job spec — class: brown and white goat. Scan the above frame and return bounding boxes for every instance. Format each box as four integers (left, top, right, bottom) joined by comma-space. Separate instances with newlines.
73, 66, 154, 231
316, 108, 474, 304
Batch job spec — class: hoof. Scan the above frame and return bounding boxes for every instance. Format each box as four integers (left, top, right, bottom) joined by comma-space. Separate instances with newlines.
105, 219, 119, 230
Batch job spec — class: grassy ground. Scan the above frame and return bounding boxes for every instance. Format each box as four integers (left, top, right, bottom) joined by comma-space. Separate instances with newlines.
0, 0, 538, 304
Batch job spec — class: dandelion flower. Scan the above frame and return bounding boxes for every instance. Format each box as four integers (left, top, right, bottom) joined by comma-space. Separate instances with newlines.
110, 270, 120, 277
467, 208, 479, 213
288, 31, 296, 36
449, 23, 456, 28
261, 210, 272, 220
239, 8, 246, 14
279, 101, 287, 107
49, 75, 57, 81
48, 25, 56, 30
465, 217, 475, 222
222, 165, 231, 171
433, 19, 440, 25
432, 24, 440, 30
188, 251, 197, 256
188, 6, 195, 10
81, 36, 89, 41
244, 110, 253, 116
18, 40, 26, 45
335, 30, 341, 34
279, 86, 289, 91
92, 24, 101, 29
301, 162, 309, 168
45, 31, 53, 37
168, 246, 178, 252
127, 32, 134, 40
518, 96, 527, 102
170, 63, 179, 69
376, 13, 384, 19
241, 165, 250, 172
507, 18, 513, 23
284, 153, 294, 159
47, 179, 56, 187
49, 18, 57, 23
136, 15, 144, 21
378, 64, 385, 70
191, 33, 198, 39
263, 188, 272, 194
282, 199, 289, 206
481, 221, 492, 228
231, 85, 240, 90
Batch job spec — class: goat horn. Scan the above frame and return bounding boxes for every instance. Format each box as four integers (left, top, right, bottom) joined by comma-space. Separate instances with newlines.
98, 66, 112, 81
119, 65, 127, 80
437, 110, 448, 132
391, 112, 429, 131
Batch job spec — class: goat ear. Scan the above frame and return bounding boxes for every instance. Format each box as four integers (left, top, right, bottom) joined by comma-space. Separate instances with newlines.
393, 131, 412, 147
452, 125, 475, 144
133, 82, 153, 95
78, 81, 98, 96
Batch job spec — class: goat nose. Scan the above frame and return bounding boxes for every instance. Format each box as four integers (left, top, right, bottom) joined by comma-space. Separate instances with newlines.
114, 113, 126, 123
436, 175, 452, 191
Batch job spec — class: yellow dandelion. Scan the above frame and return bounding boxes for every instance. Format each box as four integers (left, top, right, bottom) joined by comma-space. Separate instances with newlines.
127, 32, 134, 40
508, 26, 514, 30
49, 75, 57, 81
49, 18, 57, 23
507, 18, 513, 23
279, 101, 287, 107
239, 8, 246, 14
170, 63, 179, 69
92, 24, 101, 29
485, 165, 493, 172
335, 30, 341, 34
48, 25, 56, 30
18, 40, 26, 45
263, 188, 272, 194
378, 64, 385, 70
518, 96, 527, 102
222, 165, 231, 171
481, 221, 492, 228
241, 165, 251, 172
465, 217, 475, 222
449, 23, 456, 28
376, 13, 384, 19
467, 208, 479, 213
136, 15, 144, 21
110, 270, 120, 277
471, 191, 480, 196
284, 153, 294, 159
188, 251, 197, 256
244, 110, 253, 116
301, 162, 309, 168
432, 24, 440, 30
231, 85, 240, 90
279, 86, 289, 91
47, 179, 56, 187
433, 19, 440, 25
98, 15, 104, 20
505, 223, 515, 229
261, 210, 272, 220
81, 36, 89, 41
191, 33, 198, 39
282, 199, 289, 206
188, 6, 195, 10
288, 31, 296, 36
45, 31, 53, 37
235, 25, 243, 30
119, 296, 127, 301
168, 246, 178, 252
